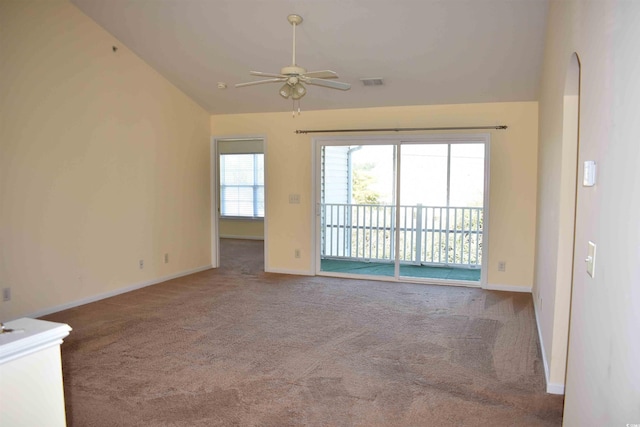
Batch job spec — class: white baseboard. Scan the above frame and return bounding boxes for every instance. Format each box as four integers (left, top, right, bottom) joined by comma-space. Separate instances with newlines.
27, 265, 213, 319
265, 268, 313, 276
219, 235, 264, 241
533, 298, 566, 395
485, 283, 532, 293
545, 382, 565, 395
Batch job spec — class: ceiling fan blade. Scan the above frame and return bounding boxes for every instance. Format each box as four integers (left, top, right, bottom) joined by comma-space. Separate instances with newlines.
235, 78, 287, 88
304, 78, 351, 91
303, 70, 339, 79
250, 71, 286, 78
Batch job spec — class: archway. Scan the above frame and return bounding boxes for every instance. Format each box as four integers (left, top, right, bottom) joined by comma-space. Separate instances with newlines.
555, 52, 581, 389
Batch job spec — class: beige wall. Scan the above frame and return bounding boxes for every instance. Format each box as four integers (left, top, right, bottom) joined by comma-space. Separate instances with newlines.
0, 0, 211, 320
533, 2, 580, 392
212, 102, 538, 287
536, 0, 640, 424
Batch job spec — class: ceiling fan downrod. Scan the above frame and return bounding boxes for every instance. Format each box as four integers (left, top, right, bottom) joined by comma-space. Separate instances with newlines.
288, 14, 303, 67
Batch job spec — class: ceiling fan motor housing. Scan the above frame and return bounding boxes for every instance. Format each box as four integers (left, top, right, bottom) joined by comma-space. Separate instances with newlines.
281, 66, 307, 76
287, 14, 303, 25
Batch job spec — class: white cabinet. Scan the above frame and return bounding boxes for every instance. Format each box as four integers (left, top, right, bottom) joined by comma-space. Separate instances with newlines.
0, 318, 72, 427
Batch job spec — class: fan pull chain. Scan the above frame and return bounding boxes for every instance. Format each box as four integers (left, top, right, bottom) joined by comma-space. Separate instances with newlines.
291, 99, 302, 117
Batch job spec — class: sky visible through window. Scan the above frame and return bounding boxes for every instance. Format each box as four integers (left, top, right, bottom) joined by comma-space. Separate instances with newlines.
351, 143, 484, 207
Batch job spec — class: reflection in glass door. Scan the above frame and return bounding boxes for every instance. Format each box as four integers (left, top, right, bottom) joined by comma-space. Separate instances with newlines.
319, 144, 397, 277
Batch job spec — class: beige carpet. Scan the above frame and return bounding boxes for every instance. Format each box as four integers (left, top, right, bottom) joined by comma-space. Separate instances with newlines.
43, 239, 563, 426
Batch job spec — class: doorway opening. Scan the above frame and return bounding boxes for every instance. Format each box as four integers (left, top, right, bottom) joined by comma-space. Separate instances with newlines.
211, 137, 266, 269
314, 134, 489, 286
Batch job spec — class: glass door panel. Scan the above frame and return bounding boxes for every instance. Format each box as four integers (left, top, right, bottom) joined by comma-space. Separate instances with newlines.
449, 144, 485, 273
319, 144, 397, 277
398, 144, 448, 279
398, 143, 485, 283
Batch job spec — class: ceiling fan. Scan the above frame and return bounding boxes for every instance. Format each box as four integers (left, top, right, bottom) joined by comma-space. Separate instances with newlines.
235, 14, 351, 112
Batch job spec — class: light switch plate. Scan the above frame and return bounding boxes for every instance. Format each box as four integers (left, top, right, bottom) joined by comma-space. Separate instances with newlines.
586, 241, 596, 277
289, 194, 301, 204
583, 161, 597, 186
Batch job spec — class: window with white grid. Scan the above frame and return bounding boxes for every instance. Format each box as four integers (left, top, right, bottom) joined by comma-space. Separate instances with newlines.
220, 153, 264, 218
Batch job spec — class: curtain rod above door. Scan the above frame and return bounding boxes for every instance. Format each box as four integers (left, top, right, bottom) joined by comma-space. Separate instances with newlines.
295, 125, 507, 134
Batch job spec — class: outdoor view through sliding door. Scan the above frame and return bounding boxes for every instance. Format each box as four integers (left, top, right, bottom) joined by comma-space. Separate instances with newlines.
398, 143, 485, 282
318, 138, 486, 284
320, 144, 397, 277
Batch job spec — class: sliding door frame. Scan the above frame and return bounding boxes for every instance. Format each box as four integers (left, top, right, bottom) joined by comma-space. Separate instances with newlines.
312, 133, 490, 288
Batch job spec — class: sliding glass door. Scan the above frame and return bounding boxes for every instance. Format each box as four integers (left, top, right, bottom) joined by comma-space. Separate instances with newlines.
315, 135, 488, 286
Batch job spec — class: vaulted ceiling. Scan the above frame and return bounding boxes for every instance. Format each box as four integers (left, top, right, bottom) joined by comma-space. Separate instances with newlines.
71, 0, 549, 115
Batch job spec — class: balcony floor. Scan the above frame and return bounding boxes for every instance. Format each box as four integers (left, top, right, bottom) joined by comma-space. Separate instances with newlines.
321, 259, 481, 282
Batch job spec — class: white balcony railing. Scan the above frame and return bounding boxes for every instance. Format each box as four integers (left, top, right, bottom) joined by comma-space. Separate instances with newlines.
321, 203, 483, 268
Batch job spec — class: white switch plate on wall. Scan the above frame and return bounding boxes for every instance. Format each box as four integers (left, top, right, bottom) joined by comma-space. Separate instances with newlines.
583, 161, 597, 186
586, 241, 596, 277
289, 194, 301, 204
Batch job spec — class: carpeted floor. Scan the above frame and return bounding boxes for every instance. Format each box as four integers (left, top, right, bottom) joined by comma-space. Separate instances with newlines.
43, 239, 563, 426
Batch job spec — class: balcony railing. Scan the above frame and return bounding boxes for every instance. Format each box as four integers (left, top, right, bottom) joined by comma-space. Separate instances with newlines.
321, 203, 483, 268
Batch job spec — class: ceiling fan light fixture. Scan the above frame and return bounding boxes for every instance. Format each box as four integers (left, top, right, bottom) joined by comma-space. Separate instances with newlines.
279, 83, 292, 99
291, 82, 306, 100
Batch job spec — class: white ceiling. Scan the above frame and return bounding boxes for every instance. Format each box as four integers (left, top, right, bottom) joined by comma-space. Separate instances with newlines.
71, 0, 549, 115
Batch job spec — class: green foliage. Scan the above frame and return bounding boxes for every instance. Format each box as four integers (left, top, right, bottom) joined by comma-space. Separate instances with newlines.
352, 162, 381, 204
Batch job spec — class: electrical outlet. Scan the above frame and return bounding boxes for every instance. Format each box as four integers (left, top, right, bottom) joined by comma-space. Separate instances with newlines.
164, 253, 169, 264
498, 261, 506, 272
294, 249, 301, 259
139, 259, 144, 269
2, 287, 10, 302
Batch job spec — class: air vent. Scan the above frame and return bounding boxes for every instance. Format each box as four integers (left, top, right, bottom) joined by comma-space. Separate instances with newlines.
360, 78, 384, 86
